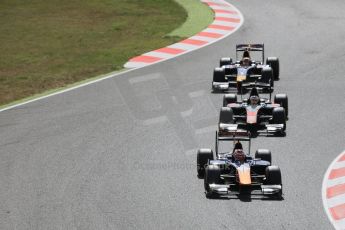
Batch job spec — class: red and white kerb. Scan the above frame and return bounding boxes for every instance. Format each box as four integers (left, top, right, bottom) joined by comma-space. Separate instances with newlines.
323, 151, 345, 230
124, 0, 243, 68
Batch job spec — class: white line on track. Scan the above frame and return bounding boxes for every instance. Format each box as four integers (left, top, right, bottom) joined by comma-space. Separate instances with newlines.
128, 73, 161, 84
142, 116, 168, 126
185, 148, 198, 156
195, 125, 217, 135
189, 90, 205, 98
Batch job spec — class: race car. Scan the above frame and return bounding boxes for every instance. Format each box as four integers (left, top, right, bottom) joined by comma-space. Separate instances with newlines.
212, 44, 279, 92
219, 87, 288, 135
197, 131, 282, 198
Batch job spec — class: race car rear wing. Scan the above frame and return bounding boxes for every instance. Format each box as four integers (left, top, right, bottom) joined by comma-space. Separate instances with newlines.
236, 43, 265, 63
236, 44, 264, 51
213, 79, 272, 93
237, 80, 272, 95
215, 130, 251, 157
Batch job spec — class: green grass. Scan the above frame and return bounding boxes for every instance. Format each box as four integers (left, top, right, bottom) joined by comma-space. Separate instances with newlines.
0, 69, 127, 111
0, 0, 214, 107
169, 0, 214, 37
0, 0, 187, 105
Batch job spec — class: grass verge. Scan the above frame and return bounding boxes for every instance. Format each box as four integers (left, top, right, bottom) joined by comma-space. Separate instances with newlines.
0, 0, 214, 108
0, 0, 187, 105
169, 0, 214, 37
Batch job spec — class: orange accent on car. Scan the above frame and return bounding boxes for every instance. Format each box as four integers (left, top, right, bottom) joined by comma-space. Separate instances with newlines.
237, 165, 251, 185
247, 111, 257, 124
237, 75, 246, 82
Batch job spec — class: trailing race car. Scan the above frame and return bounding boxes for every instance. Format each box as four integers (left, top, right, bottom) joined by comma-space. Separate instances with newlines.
212, 44, 279, 92
219, 87, 288, 135
197, 131, 282, 198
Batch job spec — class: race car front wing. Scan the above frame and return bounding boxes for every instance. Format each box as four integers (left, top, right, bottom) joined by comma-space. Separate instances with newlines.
219, 123, 285, 135
208, 183, 282, 196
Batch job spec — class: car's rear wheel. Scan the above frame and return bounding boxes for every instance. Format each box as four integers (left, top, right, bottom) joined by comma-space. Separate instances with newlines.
255, 149, 272, 164
223, 94, 237, 106
219, 107, 234, 124
197, 149, 214, 178
220, 57, 232, 67
272, 107, 286, 131
266, 57, 280, 80
261, 67, 274, 88
213, 67, 226, 82
274, 94, 288, 118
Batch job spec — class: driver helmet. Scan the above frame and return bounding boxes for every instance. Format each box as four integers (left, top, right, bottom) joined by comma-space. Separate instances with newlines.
242, 57, 251, 67
249, 95, 259, 105
233, 149, 245, 162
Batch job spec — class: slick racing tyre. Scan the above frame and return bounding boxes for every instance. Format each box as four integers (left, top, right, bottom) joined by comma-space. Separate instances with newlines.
274, 94, 288, 118
219, 107, 234, 124
204, 164, 221, 197
266, 57, 280, 80
223, 94, 237, 106
197, 149, 214, 178
255, 149, 272, 164
261, 67, 274, 88
213, 67, 226, 82
220, 57, 232, 67
265, 165, 283, 198
272, 107, 286, 131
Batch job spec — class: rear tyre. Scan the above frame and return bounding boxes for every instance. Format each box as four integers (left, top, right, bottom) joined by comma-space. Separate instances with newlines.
266, 57, 280, 80
261, 67, 274, 88
274, 94, 288, 118
255, 149, 272, 164
204, 164, 221, 197
223, 94, 237, 106
213, 68, 226, 82
220, 57, 232, 67
219, 107, 234, 124
272, 107, 286, 131
197, 149, 214, 178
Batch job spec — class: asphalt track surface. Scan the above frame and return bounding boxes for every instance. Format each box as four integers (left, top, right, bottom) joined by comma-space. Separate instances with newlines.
1, 0, 345, 229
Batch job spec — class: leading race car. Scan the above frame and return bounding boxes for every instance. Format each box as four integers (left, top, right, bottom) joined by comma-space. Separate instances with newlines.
197, 131, 282, 198
212, 44, 279, 93
219, 87, 288, 135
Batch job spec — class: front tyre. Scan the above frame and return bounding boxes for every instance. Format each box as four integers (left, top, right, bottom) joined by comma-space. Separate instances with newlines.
265, 165, 282, 197
197, 149, 214, 178
204, 165, 221, 198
